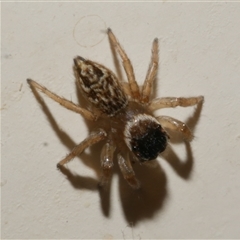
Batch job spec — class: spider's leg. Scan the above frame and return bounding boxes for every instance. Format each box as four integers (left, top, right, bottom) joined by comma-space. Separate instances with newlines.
99, 142, 116, 187
118, 153, 140, 189
141, 38, 159, 103
149, 96, 204, 111
107, 28, 141, 100
27, 79, 96, 121
156, 116, 193, 141
57, 129, 106, 167
121, 82, 131, 96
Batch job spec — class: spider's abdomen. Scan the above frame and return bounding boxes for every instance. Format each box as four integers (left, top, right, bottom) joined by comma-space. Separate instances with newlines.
124, 114, 168, 162
74, 56, 128, 116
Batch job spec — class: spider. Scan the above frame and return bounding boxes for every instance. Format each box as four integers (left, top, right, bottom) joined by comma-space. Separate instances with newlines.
27, 28, 203, 189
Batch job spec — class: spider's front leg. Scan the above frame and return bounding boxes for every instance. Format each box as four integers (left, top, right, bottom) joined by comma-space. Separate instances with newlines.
118, 154, 140, 189
149, 96, 204, 111
57, 129, 107, 168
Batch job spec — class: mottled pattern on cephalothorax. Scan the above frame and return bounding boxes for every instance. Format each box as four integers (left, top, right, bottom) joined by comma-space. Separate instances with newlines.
74, 56, 128, 116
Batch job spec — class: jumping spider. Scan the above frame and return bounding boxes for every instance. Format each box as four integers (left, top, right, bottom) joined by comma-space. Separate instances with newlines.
27, 29, 203, 189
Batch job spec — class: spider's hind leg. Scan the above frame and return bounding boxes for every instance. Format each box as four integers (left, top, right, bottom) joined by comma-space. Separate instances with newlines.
99, 142, 116, 188
118, 153, 140, 189
149, 96, 204, 111
57, 129, 106, 167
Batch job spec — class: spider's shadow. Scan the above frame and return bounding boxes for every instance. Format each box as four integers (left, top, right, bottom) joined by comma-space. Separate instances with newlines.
117, 101, 203, 224
28, 84, 101, 191
29, 74, 165, 223
161, 100, 204, 180
101, 35, 203, 224
29, 78, 115, 214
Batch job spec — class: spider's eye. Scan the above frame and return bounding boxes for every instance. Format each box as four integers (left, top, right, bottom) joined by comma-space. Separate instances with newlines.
131, 124, 168, 162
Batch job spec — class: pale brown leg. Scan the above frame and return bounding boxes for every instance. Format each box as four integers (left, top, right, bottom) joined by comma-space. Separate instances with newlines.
27, 79, 96, 121
149, 96, 204, 111
141, 38, 159, 103
121, 82, 131, 96
118, 154, 140, 189
99, 142, 116, 187
107, 28, 140, 100
57, 129, 106, 167
157, 116, 193, 141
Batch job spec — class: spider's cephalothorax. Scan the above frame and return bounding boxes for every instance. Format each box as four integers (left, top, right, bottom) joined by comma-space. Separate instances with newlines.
28, 28, 203, 189
74, 56, 128, 116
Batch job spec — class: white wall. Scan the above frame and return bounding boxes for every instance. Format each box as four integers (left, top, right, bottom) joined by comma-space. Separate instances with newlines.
1, 2, 240, 239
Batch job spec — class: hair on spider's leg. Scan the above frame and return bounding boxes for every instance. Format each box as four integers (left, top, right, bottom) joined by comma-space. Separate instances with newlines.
117, 153, 140, 189
27, 79, 96, 121
107, 28, 141, 101
99, 142, 116, 188
149, 96, 204, 111
57, 129, 107, 168
141, 38, 159, 103
156, 116, 193, 141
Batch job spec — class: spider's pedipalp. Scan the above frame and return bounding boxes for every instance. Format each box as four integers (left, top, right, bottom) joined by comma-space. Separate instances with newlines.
156, 116, 193, 141
141, 37, 159, 103
99, 142, 116, 187
27, 79, 96, 121
118, 153, 140, 189
107, 28, 141, 101
57, 129, 107, 168
149, 96, 204, 111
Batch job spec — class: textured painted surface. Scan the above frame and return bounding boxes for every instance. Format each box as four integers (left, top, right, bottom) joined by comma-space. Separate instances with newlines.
1, 2, 240, 239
